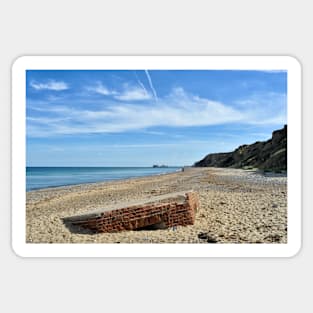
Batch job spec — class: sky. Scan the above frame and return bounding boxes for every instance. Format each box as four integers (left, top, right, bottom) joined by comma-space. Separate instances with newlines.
26, 70, 287, 166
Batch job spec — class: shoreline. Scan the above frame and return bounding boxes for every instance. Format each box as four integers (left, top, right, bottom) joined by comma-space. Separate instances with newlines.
26, 167, 183, 193
26, 167, 182, 192
26, 167, 287, 244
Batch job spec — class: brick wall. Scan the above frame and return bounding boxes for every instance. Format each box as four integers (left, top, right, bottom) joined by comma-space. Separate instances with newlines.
65, 191, 199, 233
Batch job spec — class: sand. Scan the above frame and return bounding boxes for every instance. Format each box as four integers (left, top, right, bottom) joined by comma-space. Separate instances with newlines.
26, 167, 287, 244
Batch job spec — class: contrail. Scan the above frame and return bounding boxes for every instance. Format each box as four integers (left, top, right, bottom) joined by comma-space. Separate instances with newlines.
145, 70, 158, 102
134, 71, 149, 96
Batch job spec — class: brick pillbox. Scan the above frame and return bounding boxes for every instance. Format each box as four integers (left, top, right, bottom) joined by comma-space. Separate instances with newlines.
63, 191, 199, 233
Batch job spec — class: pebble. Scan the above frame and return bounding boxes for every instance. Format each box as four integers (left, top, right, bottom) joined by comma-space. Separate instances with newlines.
26, 168, 287, 244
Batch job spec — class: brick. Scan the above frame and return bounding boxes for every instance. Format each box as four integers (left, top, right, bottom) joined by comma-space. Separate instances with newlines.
63, 191, 199, 233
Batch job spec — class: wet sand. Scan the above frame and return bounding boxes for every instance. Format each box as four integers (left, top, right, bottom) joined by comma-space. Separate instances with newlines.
26, 167, 287, 244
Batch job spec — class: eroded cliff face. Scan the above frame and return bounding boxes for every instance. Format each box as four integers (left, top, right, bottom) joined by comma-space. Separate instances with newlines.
194, 125, 287, 171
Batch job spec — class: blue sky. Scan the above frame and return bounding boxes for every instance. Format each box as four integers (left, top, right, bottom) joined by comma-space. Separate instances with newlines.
26, 70, 287, 166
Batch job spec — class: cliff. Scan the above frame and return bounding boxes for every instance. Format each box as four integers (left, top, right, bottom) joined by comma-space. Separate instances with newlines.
194, 125, 287, 171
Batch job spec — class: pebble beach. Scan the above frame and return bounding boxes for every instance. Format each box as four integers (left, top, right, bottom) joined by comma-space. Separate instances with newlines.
26, 167, 287, 244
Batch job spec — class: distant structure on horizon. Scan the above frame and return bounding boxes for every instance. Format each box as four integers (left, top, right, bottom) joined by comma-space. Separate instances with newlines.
152, 164, 169, 168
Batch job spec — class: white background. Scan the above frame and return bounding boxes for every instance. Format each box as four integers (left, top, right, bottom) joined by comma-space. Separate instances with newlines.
1, 0, 311, 312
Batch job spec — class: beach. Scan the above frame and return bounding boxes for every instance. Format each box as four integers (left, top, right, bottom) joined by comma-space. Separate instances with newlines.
26, 167, 287, 244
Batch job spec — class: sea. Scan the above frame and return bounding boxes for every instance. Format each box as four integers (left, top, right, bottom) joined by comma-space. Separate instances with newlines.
26, 166, 181, 191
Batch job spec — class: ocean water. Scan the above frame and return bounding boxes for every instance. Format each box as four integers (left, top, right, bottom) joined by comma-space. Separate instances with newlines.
26, 167, 180, 191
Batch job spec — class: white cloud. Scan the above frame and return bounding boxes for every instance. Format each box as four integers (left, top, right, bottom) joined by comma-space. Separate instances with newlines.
145, 70, 158, 102
234, 92, 287, 125
114, 86, 152, 101
134, 71, 150, 97
87, 81, 117, 96
30, 80, 69, 91
87, 81, 152, 101
256, 70, 287, 73
27, 87, 286, 137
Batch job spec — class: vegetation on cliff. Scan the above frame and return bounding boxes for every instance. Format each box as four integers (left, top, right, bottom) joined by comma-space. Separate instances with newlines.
194, 125, 287, 171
